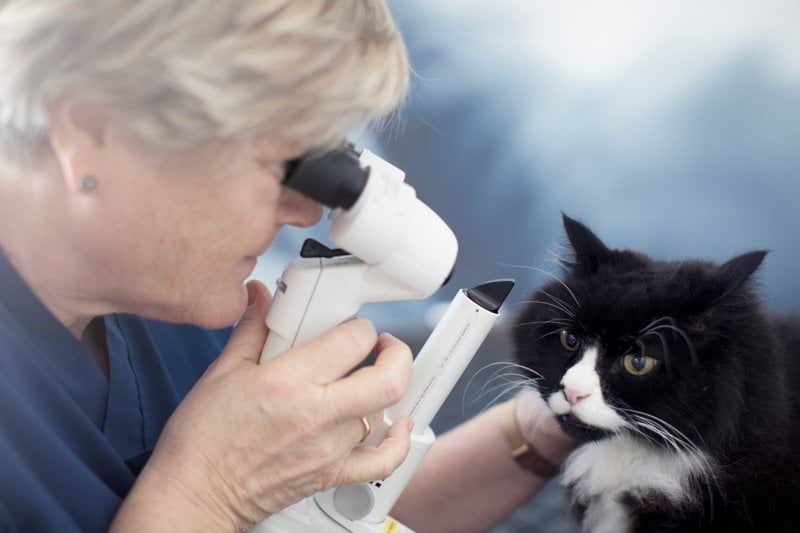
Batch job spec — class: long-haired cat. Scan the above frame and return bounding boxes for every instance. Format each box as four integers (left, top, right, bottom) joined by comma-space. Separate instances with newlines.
512, 214, 800, 532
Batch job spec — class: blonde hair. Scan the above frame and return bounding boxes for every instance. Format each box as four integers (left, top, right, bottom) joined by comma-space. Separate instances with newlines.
0, 0, 408, 171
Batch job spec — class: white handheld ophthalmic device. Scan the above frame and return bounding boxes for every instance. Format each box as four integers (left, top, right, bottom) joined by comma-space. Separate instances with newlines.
259, 144, 458, 357
251, 144, 515, 532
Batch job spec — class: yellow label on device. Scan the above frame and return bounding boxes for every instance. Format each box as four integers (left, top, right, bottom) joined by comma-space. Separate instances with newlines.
384, 519, 399, 533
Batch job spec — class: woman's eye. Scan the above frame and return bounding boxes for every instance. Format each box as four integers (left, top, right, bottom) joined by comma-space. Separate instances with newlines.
622, 354, 658, 376
560, 330, 580, 351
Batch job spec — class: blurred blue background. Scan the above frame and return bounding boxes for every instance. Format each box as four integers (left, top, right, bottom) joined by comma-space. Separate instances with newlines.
255, 2, 800, 530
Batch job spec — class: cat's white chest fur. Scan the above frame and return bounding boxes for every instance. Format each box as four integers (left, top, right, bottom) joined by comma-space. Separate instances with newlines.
562, 435, 710, 533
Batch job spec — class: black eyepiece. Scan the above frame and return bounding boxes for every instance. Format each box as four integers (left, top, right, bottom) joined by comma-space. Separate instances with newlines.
283, 144, 368, 210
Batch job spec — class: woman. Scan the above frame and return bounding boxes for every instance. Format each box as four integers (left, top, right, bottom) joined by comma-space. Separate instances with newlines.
0, 1, 572, 531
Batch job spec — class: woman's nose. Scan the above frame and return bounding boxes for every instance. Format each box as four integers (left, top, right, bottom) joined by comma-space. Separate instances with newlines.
277, 187, 324, 228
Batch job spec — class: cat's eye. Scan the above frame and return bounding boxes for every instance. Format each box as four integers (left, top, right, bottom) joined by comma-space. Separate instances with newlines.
622, 354, 657, 376
560, 330, 580, 351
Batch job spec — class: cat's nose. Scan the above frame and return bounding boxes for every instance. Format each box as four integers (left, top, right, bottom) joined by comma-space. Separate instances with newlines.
562, 385, 591, 406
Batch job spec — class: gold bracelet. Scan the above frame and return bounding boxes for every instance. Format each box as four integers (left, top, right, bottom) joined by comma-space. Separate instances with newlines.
501, 399, 559, 478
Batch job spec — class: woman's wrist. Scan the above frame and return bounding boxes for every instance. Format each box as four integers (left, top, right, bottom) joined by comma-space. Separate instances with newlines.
112, 448, 243, 533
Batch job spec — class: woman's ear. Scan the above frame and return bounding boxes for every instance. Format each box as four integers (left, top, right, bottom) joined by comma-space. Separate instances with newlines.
47, 99, 111, 192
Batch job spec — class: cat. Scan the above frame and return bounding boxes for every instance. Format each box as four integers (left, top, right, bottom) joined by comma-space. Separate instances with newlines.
512, 214, 800, 532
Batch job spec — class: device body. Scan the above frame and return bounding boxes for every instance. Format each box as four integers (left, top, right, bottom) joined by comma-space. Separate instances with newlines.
252, 281, 514, 533
259, 148, 457, 362
250, 144, 511, 531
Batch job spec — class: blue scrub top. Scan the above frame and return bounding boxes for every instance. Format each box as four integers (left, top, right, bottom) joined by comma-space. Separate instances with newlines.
0, 251, 232, 531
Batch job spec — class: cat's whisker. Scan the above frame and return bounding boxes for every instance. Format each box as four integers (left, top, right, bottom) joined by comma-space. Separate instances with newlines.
462, 361, 520, 416
465, 361, 538, 385
620, 409, 715, 481
624, 411, 720, 513
537, 326, 571, 341
622, 409, 699, 449
630, 416, 686, 455
623, 420, 662, 449
478, 381, 530, 416
640, 330, 673, 376
539, 288, 577, 316
502, 318, 571, 326
639, 316, 677, 335
477, 364, 522, 389
462, 362, 542, 417
486, 361, 542, 380
497, 263, 581, 308
509, 300, 575, 318
472, 367, 537, 400
469, 376, 537, 406
497, 318, 571, 331
629, 417, 684, 457
688, 424, 724, 517
617, 406, 700, 452
625, 414, 705, 488
626, 414, 677, 447
649, 324, 699, 366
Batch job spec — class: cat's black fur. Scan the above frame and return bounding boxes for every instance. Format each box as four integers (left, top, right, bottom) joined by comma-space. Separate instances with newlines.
513, 214, 800, 532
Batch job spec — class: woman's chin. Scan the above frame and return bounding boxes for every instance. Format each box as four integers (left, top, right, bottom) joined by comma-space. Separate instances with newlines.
240, 256, 259, 279
185, 283, 250, 330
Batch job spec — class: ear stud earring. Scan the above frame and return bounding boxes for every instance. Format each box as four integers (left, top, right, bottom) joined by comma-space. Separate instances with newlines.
78, 175, 99, 193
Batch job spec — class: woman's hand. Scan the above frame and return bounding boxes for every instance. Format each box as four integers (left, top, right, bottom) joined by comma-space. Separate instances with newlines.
390, 388, 575, 532
112, 280, 414, 532
515, 388, 575, 467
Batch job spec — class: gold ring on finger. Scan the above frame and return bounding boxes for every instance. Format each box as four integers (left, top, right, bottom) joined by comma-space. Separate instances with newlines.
358, 415, 371, 444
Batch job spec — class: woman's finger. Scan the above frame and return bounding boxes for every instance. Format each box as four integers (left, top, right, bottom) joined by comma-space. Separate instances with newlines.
324, 333, 412, 420
338, 417, 414, 485
282, 318, 378, 384
343, 410, 385, 449
365, 410, 384, 442
217, 280, 272, 368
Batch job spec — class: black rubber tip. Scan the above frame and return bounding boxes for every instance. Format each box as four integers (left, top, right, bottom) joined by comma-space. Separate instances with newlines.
465, 279, 515, 313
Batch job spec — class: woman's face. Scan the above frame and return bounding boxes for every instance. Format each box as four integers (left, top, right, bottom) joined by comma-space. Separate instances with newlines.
62, 123, 323, 329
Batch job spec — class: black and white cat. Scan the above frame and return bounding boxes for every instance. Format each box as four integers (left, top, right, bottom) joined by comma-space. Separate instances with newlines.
513, 215, 800, 532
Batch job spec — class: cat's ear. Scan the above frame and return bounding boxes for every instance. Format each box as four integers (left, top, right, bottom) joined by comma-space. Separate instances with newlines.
711, 250, 768, 301
562, 213, 612, 275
